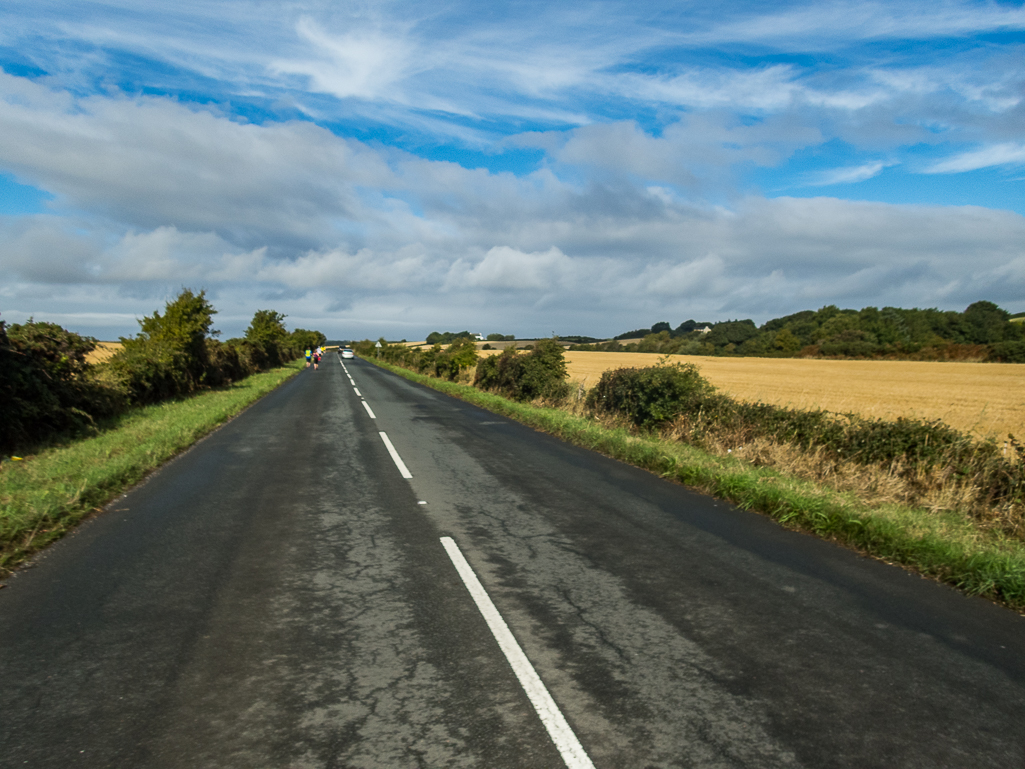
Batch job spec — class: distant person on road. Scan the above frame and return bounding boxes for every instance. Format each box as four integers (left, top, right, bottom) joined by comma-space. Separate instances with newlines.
305, 348, 312, 368
313, 349, 321, 370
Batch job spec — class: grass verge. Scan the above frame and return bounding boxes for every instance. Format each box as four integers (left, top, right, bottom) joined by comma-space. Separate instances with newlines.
370, 359, 1025, 612
0, 361, 303, 577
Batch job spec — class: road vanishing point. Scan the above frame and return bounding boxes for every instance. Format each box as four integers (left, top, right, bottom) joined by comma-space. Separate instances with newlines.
1, 355, 1023, 767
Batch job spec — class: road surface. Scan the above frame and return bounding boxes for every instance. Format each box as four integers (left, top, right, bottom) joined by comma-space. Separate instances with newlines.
1, 355, 1023, 767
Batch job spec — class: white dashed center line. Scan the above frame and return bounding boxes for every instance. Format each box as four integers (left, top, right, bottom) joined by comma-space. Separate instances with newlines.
379, 432, 413, 478
362, 401, 377, 419
440, 537, 595, 769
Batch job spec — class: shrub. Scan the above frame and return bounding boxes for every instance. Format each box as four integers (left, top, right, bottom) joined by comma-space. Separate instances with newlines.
290, 329, 327, 357
585, 361, 715, 429
474, 338, 570, 402
0, 318, 122, 451
433, 337, 479, 381
988, 340, 1025, 363
245, 309, 290, 368
106, 289, 218, 403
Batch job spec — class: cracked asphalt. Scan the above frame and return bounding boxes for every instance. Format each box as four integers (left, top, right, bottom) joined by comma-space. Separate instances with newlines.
1, 355, 1023, 768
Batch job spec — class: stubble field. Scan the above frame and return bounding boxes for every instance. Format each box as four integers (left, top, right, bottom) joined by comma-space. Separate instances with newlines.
560, 351, 1025, 440
85, 341, 122, 364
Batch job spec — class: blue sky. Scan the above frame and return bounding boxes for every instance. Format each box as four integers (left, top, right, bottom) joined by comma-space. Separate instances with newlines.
0, 0, 1023, 340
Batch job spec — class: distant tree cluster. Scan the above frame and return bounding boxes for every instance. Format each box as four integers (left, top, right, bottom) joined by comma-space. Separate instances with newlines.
426, 330, 477, 344
586, 302, 1025, 362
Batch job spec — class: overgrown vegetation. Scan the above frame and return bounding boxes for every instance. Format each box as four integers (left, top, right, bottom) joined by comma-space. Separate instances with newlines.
577, 301, 1025, 362
353, 336, 481, 381
587, 361, 1025, 541
585, 360, 714, 428
473, 338, 571, 402
1, 320, 121, 452
1, 290, 324, 453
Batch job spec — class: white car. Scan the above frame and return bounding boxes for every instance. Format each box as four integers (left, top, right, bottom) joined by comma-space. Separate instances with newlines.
341, 348, 355, 359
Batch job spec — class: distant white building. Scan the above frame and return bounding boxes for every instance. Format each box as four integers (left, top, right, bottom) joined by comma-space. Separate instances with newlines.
473, 333, 484, 341
698, 326, 712, 334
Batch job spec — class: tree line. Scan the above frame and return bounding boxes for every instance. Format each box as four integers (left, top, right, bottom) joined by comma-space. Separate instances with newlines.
1, 289, 325, 452
579, 301, 1025, 362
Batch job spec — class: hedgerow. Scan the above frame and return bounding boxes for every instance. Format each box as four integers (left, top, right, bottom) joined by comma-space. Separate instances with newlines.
473, 338, 570, 402
586, 361, 1025, 530
0, 319, 122, 452
356, 336, 481, 381
584, 360, 713, 428
1, 291, 322, 453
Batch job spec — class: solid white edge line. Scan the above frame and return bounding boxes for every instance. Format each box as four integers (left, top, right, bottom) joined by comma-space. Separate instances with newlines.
439, 537, 596, 769
379, 432, 413, 479
362, 401, 377, 419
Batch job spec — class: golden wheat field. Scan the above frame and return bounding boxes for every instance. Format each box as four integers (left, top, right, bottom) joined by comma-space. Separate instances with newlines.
560, 351, 1025, 440
85, 341, 122, 364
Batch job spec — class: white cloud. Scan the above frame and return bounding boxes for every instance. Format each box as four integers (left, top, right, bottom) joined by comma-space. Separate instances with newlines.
641, 254, 728, 297
0, 72, 395, 248
445, 246, 576, 291
686, 1, 1025, 47
810, 160, 895, 185
271, 17, 417, 103
925, 143, 1025, 173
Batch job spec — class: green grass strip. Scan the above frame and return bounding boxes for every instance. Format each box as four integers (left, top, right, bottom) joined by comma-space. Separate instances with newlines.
370, 359, 1025, 612
0, 361, 303, 577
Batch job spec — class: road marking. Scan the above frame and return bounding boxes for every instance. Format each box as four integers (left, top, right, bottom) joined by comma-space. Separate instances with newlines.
439, 537, 595, 769
379, 432, 413, 478
353, 388, 362, 397
362, 401, 377, 419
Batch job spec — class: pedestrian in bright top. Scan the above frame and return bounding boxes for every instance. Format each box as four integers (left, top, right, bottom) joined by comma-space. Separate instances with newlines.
313, 348, 321, 370
305, 348, 312, 368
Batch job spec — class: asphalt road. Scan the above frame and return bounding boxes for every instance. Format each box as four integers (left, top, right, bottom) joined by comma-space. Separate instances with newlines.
1, 355, 1023, 768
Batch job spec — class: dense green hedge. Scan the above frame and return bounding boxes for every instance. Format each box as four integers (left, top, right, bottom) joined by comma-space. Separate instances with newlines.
0, 320, 122, 452
584, 361, 712, 428
473, 338, 571, 402
354, 336, 480, 381
1, 291, 324, 453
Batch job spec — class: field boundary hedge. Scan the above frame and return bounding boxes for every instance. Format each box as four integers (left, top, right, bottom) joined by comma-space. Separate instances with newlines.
365, 357, 1025, 613
2, 292, 324, 454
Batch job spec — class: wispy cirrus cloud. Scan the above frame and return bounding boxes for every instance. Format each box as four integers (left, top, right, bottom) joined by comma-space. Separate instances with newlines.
926, 143, 1025, 174
811, 160, 896, 186
683, 0, 1025, 46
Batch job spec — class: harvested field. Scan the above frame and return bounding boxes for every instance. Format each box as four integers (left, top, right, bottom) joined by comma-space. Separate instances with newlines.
85, 341, 122, 364
559, 351, 1025, 440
